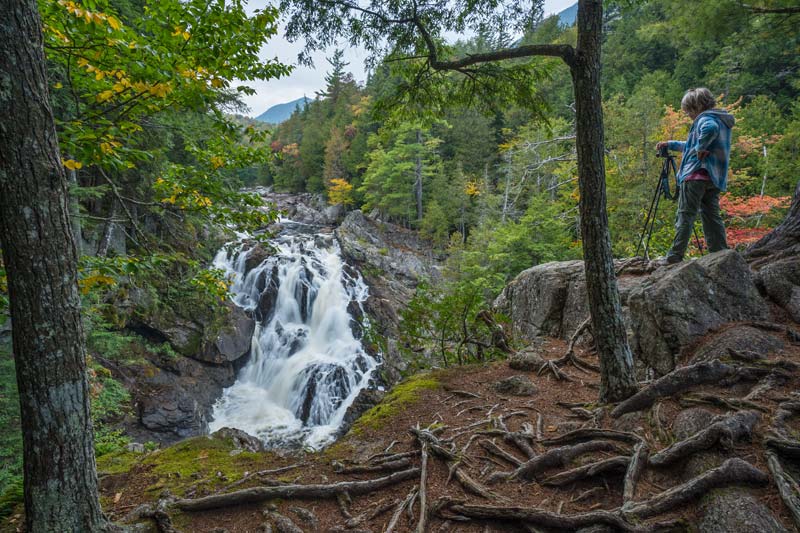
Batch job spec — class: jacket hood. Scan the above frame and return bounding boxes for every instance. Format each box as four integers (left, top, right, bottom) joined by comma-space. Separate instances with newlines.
701, 109, 736, 129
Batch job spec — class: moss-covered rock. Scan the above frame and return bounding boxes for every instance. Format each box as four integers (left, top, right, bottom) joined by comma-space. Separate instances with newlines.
349, 372, 440, 434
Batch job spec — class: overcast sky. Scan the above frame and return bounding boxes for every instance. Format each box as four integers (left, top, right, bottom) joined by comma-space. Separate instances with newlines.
241, 1, 577, 117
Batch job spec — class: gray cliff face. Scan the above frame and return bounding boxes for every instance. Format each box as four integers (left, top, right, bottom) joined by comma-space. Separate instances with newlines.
495, 250, 770, 376
335, 210, 441, 383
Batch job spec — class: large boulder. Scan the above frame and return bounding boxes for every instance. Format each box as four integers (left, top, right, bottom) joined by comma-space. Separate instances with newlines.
134, 355, 237, 441
752, 256, 800, 323
194, 304, 255, 365
134, 302, 254, 365
493, 259, 649, 341
628, 250, 768, 375
496, 251, 769, 375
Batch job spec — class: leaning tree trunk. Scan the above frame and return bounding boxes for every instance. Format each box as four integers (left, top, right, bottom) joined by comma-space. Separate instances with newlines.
746, 179, 800, 264
0, 1, 107, 531
571, 0, 638, 402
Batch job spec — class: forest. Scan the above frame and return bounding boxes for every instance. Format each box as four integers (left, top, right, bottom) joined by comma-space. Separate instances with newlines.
1, 0, 799, 531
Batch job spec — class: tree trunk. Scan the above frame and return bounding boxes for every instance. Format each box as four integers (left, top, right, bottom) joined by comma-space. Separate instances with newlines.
415, 129, 423, 223
0, 1, 107, 531
571, 0, 637, 402
746, 179, 800, 261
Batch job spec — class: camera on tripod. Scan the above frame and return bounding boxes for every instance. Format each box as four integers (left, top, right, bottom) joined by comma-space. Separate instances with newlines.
656, 144, 669, 158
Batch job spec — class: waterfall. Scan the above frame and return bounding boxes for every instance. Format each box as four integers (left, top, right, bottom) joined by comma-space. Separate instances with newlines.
208, 227, 378, 449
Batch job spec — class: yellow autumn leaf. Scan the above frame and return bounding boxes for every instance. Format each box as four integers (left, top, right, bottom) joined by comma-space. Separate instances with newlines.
182, 31, 191, 40
172, 26, 183, 37
107, 16, 122, 30
210, 156, 225, 169
63, 159, 83, 170
96, 90, 114, 102
210, 78, 224, 88
54, 82, 63, 89
95, 70, 105, 81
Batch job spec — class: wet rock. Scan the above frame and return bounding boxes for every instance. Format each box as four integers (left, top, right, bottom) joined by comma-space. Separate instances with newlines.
341, 387, 385, 432
131, 356, 237, 443
690, 326, 784, 364
753, 256, 800, 323
242, 241, 271, 273
256, 265, 280, 322
212, 427, 264, 453
138, 384, 202, 438
493, 375, 538, 396
629, 250, 768, 375
195, 303, 255, 365
508, 349, 547, 371
296, 363, 350, 424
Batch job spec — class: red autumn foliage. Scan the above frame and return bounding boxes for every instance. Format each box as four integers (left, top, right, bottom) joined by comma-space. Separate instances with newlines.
719, 194, 791, 218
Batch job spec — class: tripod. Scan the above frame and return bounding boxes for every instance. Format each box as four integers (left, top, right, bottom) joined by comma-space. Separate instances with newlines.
635, 152, 704, 259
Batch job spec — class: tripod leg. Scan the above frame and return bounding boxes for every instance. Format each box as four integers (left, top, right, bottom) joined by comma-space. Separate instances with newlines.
636, 181, 662, 258
693, 226, 704, 254
644, 189, 662, 259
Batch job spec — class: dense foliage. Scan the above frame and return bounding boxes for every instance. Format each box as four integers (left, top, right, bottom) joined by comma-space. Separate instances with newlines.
261, 1, 798, 364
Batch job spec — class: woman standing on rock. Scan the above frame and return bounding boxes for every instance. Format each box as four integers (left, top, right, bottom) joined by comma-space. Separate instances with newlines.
656, 87, 735, 265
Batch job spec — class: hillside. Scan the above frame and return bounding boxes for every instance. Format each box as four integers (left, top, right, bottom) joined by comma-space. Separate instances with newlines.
557, 2, 578, 25
254, 97, 308, 124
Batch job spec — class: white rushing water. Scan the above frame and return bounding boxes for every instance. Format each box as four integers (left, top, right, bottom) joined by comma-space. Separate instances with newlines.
208, 227, 378, 449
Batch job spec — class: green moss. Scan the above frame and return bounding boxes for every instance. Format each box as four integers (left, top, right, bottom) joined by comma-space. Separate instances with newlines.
96, 449, 140, 475
350, 372, 440, 434
140, 434, 271, 496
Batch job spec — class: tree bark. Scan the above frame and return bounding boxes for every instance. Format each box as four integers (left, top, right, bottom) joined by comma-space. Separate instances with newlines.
746, 179, 800, 261
0, 1, 107, 531
414, 129, 423, 223
571, 0, 638, 402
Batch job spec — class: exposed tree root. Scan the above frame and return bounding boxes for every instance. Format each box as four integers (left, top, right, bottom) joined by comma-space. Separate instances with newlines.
500, 440, 623, 482
765, 436, 800, 458
123, 499, 179, 533
678, 393, 768, 413
612, 360, 765, 418
174, 468, 421, 512
417, 442, 429, 533
344, 499, 397, 529
766, 449, 800, 529
623, 441, 649, 504
648, 410, 760, 467
541, 456, 630, 487
332, 458, 413, 474
622, 458, 768, 519
385, 486, 418, 533
480, 439, 523, 466
434, 499, 667, 533
542, 428, 641, 446
222, 463, 305, 492
266, 510, 303, 533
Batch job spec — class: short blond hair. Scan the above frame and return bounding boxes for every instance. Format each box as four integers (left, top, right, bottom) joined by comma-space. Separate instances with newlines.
681, 88, 716, 115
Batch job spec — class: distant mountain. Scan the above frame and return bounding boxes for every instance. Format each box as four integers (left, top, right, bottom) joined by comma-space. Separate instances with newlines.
557, 3, 578, 26
254, 97, 307, 124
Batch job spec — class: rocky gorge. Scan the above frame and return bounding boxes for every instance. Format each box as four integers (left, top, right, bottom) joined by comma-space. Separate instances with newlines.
106, 189, 439, 445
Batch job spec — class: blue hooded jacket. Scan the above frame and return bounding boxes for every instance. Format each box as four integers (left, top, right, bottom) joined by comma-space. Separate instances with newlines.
667, 109, 736, 192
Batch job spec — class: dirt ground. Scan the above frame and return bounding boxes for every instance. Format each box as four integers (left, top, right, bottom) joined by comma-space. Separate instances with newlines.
85, 322, 800, 533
